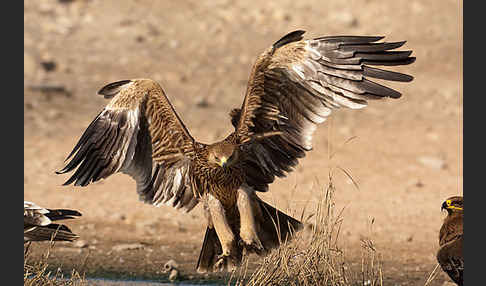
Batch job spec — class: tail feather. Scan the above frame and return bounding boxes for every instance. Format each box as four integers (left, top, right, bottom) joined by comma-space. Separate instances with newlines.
196, 226, 222, 273
195, 197, 303, 272
254, 198, 303, 253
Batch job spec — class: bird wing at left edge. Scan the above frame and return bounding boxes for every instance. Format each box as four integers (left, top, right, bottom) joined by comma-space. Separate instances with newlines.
24, 201, 82, 242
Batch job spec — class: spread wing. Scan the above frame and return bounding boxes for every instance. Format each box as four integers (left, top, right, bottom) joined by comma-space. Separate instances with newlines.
57, 79, 200, 212
24, 201, 81, 242
233, 30, 415, 191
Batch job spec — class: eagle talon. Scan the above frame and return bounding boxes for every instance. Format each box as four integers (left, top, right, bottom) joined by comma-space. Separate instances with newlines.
214, 255, 227, 272
214, 253, 239, 272
239, 238, 265, 255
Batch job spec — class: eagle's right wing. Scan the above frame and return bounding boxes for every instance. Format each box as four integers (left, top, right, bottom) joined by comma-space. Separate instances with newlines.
57, 79, 200, 212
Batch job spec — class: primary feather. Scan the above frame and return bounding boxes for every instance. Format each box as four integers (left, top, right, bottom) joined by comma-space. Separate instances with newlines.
233, 31, 415, 191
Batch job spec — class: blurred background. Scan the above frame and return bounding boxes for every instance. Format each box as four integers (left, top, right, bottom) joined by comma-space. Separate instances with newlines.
24, 0, 462, 284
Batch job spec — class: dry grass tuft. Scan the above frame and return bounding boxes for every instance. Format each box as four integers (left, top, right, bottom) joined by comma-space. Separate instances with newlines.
229, 126, 386, 286
24, 241, 87, 286
356, 219, 383, 286
423, 263, 441, 286
231, 170, 384, 286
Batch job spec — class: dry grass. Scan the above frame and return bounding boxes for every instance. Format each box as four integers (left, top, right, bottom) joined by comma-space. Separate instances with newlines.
229, 170, 384, 286
24, 241, 87, 286
423, 263, 441, 286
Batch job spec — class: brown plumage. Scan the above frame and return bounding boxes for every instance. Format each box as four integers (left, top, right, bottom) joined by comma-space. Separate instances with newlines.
57, 30, 415, 272
24, 201, 81, 242
437, 196, 463, 286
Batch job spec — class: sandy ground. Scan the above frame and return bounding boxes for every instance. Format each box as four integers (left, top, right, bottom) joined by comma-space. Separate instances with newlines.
24, 0, 462, 285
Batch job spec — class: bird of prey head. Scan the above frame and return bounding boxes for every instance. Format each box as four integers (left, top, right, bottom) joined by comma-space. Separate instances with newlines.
441, 196, 463, 214
208, 142, 240, 168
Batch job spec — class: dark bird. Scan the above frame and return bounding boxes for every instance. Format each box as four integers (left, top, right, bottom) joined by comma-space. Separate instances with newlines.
56, 30, 415, 272
24, 201, 81, 242
437, 196, 463, 285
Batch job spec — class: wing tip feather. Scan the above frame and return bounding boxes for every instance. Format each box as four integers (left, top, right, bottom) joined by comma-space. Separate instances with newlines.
272, 30, 306, 53
97, 80, 132, 99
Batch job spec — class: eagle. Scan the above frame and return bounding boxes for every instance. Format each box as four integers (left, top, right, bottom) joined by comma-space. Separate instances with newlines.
437, 196, 463, 286
56, 30, 415, 272
24, 201, 81, 243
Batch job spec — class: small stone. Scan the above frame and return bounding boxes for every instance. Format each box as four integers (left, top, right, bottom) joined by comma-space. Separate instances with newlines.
417, 156, 447, 170
195, 97, 210, 108
164, 259, 179, 271
111, 243, 145, 252
73, 240, 88, 248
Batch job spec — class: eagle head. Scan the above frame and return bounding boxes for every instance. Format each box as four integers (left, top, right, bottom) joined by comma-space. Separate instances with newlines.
441, 196, 463, 214
208, 142, 239, 168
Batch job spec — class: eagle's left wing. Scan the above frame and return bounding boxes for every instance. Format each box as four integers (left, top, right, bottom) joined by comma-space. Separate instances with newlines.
233, 30, 415, 191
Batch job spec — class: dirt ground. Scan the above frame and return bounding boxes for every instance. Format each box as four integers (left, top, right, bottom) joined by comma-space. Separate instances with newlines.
24, 0, 462, 285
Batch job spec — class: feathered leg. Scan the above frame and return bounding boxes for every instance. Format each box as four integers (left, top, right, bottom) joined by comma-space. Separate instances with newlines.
206, 193, 241, 271
237, 187, 264, 253
237, 186, 303, 254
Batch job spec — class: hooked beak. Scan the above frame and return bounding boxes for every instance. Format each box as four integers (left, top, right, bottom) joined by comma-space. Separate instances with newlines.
441, 199, 463, 212
441, 201, 448, 211
219, 156, 228, 168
